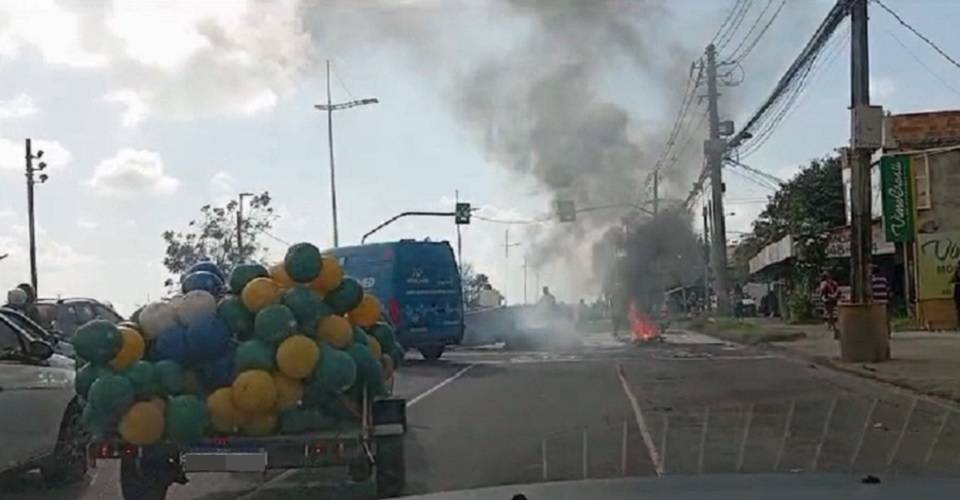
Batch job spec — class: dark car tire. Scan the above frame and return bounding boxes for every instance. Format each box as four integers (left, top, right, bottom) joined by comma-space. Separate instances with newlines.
120, 457, 170, 500
376, 435, 405, 498
418, 345, 444, 361
41, 401, 88, 486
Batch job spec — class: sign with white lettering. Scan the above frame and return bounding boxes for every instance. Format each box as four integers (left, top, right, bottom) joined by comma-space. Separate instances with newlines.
880, 155, 915, 242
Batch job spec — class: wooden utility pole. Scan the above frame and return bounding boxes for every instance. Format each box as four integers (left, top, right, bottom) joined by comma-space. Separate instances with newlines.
705, 44, 730, 315
652, 170, 659, 216
849, 0, 873, 304
702, 203, 711, 307
25, 138, 43, 294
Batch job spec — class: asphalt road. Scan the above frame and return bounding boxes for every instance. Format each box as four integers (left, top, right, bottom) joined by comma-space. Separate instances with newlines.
6, 329, 960, 499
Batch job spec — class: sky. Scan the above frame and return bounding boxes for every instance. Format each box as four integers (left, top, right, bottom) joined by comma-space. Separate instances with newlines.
0, 0, 958, 315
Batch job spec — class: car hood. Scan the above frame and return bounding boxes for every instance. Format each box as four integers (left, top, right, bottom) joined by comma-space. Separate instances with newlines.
400, 474, 960, 500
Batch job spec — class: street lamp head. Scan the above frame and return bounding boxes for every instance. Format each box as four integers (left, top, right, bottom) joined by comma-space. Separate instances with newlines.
37, 161, 47, 171
38, 173, 49, 183
240, 192, 254, 197
361, 98, 379, 105
35, 150, 44, 159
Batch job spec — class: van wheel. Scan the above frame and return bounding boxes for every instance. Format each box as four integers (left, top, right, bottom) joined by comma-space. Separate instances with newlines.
418, 346, 444, 360
41, 401, 88, 486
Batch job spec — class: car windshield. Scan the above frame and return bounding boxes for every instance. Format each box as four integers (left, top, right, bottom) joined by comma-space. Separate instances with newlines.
2, 1, 960, 499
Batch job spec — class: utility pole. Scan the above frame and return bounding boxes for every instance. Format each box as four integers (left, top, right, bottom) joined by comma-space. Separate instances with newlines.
849, 0, 873, 304
705, 44, 730, 315
652, 170, 659, 216
522, 256, 529, 305
702, 203, 711, 307
455, 189, 463, 273
25, 139, 47, 294
325, 60, 339, 248
503, 229, 521, 305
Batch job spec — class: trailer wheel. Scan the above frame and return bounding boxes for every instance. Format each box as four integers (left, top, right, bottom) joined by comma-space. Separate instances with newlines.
418, 345, 444, 361
120, 456, 170, 500
376, 435, 405, 498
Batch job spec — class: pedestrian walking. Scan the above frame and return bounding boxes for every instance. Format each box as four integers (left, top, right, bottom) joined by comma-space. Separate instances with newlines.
818, 271, 840, 336
871, 265, 891, 348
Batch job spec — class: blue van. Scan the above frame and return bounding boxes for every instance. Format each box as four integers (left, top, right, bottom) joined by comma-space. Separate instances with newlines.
329, 240, 464, 360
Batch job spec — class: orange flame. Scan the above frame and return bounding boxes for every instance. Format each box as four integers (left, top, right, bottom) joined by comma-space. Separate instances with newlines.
628, 302, 659, 342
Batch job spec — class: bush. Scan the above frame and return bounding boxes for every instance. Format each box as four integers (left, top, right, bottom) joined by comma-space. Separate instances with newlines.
788, 292, 816, 321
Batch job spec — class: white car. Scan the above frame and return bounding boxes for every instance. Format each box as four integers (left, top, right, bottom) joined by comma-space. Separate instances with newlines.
0, 312, 87, 484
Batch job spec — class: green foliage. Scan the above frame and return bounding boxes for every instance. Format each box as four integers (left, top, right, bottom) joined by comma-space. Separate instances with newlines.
787, 291, 816, 321
161, 191, 276, 289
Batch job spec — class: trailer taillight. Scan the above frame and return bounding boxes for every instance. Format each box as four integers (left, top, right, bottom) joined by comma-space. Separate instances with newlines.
309, 442, 346, 458
388, 298, 402, 326
212, 436, 230, 448
93, 442, 136, 459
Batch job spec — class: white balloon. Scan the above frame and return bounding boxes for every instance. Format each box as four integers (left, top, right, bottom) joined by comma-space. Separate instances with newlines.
176, 290, 217, 324
138, 302, 178, 339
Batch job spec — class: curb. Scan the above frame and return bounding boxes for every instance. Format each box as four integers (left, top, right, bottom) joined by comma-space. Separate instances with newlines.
684, 326, 960, 405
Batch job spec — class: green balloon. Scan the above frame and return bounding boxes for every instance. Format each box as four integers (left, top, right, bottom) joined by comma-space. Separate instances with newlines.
254, 304, 297, 344
165, 395, 209, 445
218, 295, 254, 340
279, 409, 312, 434
228, 263, 269, 294
284, 242, 322, 283
88, 373, 135, 416
81, 403, 116, 437
324, 278, 363, 315
282, 285, 327, 327
312, 343, 356, 393
390, 346, 404, 369
73, 320, 123, 364
76, 363, 109, 399
347, 343, 385, 397
124, 361, 158, 399
155, 360, 185, 395
352, 327, 369, 346
235, 339, 276, 372
367, 322, 399, 354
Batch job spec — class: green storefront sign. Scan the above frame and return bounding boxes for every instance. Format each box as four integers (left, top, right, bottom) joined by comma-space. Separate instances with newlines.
880, 155, 915, 242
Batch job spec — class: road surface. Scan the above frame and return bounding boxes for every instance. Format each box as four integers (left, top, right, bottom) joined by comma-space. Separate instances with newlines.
5, 329, 960, 499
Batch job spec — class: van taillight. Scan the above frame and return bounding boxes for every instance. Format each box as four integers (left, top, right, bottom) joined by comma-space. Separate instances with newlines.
388, 298, 402, 326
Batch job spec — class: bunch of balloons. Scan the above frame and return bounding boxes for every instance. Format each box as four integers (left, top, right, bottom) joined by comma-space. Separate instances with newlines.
76, 243, 403, 446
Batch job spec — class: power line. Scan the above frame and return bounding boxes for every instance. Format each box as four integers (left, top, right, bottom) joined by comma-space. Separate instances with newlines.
883, 27, 960, 98
729, 0, 789, 63
717, 0, 756, 52
711, 0, 749, 46
873, 0, 960, 72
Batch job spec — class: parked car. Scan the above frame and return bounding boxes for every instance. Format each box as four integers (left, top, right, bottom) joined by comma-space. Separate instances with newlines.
35, 297, 123, 341
0, 307, 75, 358
0, 311, 87, 484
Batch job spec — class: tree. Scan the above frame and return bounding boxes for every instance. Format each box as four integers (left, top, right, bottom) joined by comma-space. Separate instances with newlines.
734, 156, 845, 318
460, 262, 492, 307
161, 191, 276, 289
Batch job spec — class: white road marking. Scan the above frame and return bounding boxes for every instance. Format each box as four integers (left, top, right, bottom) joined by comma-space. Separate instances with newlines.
238, 364, 476, 499
406, 364, 475, 407
616, 364, 664, 477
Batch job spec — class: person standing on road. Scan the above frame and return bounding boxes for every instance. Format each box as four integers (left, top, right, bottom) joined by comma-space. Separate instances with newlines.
12, 283, 41, 323
872, 265, 891, 340
951, 260, 960, 330
818, 272, 840, 336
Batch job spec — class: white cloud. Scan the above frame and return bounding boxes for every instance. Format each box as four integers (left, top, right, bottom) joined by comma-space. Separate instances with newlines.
0, 137, 72, 172
0, 93, 38, 119
870, 76, 896, 101
0, 0, 109, 67
77, 217, 99, 230
0, 209, 13, 218
210, 170, 236, 193
88, 149, 180, 197
104, 90, 148, 128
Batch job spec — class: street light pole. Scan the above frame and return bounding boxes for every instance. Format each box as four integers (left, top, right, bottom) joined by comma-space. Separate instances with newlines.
237, 192, 254, 263
24, 138, 47, 294
314, 60, 379, 248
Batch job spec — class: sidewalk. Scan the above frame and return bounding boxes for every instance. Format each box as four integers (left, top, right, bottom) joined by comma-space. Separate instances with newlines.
689, 316, 960, 402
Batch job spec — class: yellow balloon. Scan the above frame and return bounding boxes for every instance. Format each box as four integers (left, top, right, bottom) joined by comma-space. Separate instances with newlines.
242, 277, 283, 312
242, 412, 278, 436
315, 315, 353, 349
276, 335, 320, 379
148, 396, 167, 415
272, 372, 303, 411
367, 336, 382, 359
348, 294, 382, 328
269, 262, 296, 290
110, 326, 145, 371
232, 370, 277, 414
118, 401, 165, 446
310, 255, 343, 295
207, 387, 245, 434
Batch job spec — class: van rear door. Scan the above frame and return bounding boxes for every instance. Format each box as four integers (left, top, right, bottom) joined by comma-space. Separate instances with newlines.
394, 243, 463, 344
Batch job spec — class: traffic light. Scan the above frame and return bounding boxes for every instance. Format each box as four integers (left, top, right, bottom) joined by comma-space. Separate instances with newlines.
556, 200, 575, 222
455, 202, 471, 225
